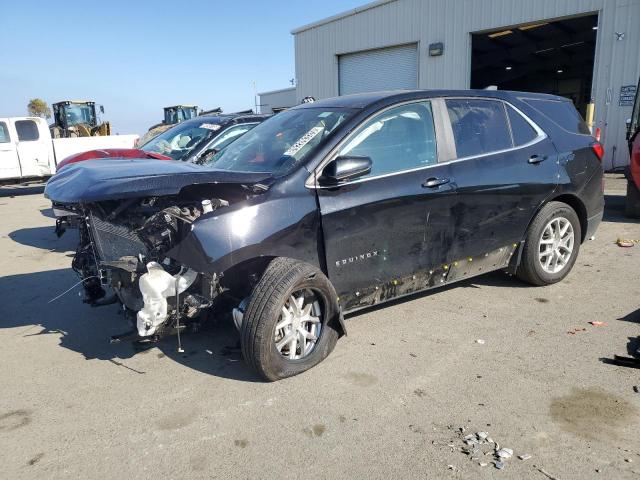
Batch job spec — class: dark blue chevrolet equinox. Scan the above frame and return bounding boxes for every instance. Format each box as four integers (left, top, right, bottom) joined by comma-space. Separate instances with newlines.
46, 89, 604, 380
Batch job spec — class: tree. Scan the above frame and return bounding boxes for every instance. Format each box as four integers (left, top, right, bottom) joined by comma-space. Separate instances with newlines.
27, 98, 51, 119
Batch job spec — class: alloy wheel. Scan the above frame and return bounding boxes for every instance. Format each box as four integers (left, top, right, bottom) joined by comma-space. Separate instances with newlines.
538, 216, 575, 274
274, 289, 322, 360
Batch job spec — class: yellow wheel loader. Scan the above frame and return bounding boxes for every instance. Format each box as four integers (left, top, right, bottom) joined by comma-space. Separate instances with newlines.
49, 101, 111, 138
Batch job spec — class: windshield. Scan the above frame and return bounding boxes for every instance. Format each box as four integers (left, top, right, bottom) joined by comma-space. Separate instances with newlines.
141, 120, 224, 160
65, 104, 96, 127
209, 123, 258, 152
209, 107, 355, 175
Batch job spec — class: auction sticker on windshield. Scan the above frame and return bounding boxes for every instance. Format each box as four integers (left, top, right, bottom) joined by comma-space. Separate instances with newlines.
200, 123, 221, 131
284, 126, 324, 156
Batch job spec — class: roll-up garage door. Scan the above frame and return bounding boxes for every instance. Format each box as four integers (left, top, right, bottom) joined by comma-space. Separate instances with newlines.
339, 44, 418, 95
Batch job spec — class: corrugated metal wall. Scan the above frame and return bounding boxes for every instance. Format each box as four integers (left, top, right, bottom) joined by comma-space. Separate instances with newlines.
293, 0, 640, 169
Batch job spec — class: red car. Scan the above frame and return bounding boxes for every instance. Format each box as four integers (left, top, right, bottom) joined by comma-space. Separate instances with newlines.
626, 78, 640, 217
56, 112, 268, 170
57, 148, 170, 169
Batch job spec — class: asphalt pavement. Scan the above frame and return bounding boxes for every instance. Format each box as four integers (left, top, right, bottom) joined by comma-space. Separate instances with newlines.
1, 175, 639, 479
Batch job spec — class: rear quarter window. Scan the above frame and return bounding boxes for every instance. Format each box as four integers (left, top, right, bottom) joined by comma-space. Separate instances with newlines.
506, 105, 538, 146
0, 122, 10, 143
523, 98, 590, 135
15, 120, 40, 141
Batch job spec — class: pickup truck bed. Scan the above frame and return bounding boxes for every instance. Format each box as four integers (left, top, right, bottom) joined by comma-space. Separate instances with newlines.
0, 116, 138, 184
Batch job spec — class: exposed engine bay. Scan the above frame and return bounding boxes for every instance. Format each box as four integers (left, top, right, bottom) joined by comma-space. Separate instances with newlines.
66, 188, 240, 342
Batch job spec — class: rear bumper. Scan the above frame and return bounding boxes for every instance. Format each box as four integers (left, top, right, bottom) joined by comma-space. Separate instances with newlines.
584, 210, 603, 240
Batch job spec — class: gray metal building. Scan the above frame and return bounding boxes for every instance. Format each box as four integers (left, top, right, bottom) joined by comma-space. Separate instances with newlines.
292, 0, 640, 170
257, 87, 297, 114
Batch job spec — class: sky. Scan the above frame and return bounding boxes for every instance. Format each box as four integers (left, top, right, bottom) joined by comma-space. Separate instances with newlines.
0, 0, 366, 135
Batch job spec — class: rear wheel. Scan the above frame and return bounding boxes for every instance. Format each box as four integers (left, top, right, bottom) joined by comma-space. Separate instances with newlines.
517, 202, 581, 286
241, 258, 339, 381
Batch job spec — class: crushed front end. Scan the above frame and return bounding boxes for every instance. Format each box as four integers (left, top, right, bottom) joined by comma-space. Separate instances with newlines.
72, 195, 227, 340
44, 158, 274, 343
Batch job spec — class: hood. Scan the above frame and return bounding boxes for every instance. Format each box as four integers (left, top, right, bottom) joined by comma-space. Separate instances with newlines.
57, 148, 171, 169
45, 158, 272, 204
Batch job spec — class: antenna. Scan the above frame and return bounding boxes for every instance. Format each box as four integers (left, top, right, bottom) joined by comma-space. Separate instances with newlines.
253, 81, 258, 114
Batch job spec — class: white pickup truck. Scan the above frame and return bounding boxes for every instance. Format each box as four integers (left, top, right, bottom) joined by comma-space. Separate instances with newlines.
0, 116, 138, 184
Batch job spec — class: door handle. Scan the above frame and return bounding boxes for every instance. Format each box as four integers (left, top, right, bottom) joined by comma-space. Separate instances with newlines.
422, 177, 450, 188
528, 155, 546, 164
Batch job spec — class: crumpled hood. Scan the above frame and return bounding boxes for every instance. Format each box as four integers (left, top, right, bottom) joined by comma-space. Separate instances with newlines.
45, 158, 272, 203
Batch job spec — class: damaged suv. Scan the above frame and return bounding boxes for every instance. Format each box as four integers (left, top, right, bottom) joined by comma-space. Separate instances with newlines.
45, 90, 604, 381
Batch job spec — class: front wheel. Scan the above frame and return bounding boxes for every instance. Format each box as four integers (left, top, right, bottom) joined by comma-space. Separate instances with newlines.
241, 258, 339, 381
517, 201, 581, 286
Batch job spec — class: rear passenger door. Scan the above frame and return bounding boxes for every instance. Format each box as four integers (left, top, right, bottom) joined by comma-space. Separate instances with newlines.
444, 98, 558, 261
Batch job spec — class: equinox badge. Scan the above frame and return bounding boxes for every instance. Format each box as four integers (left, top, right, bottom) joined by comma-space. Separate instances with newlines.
335, 251, 379, 267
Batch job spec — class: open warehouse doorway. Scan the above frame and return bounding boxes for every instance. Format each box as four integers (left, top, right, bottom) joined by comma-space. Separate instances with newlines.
471, 14, 598, 118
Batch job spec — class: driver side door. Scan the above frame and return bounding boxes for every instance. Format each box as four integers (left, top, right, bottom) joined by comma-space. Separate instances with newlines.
314, 101, 456, 311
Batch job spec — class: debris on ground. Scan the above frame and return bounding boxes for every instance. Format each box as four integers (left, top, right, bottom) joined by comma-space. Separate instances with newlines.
518, 453, 532, 461
534, 465, 560, 480
589, 321, 608, 327
496, 448, 513, 459
457, 430, 520, 470
616, 238, 638, 247
476, 339, 486, 344
633, 386, 639, 393
567, 327, 587, 335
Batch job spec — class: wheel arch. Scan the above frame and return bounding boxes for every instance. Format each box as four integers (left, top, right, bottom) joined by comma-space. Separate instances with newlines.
228, 256, 346, 338
547, 193, 588, 242
220, 256, 278, 298
520, 193, 588, 257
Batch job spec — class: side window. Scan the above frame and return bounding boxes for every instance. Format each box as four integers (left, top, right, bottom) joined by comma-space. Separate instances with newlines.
523, 98, 590, 135
339, 101, 437, 177
506, 105, 538, 146
15, 120, 40, 141
446, 99, 512, 158
0, 122, 10, 143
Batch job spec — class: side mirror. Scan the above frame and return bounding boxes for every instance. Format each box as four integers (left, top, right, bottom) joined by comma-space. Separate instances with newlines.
319, 155, 372, 185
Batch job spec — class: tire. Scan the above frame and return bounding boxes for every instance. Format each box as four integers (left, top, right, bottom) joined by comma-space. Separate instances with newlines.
625, 180, 640, 218
516, 201, 581, 286
241, 257, 339, 381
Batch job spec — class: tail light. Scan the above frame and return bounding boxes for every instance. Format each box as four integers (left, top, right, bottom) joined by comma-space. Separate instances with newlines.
594, 127, 601, 142
591, 142, 604, 162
